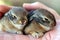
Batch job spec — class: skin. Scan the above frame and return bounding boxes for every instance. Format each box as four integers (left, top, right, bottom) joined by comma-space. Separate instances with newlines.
0, 2, 60, 40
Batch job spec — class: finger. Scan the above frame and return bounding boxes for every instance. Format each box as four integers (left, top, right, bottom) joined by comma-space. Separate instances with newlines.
0, 5, 10, 19
23, 2, 60, 19
23, 2, 40, 10
23, 2, 46, 10
0, 5, 10, 13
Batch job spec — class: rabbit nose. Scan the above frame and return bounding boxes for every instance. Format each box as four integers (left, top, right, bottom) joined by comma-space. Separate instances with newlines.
22, 20, 26, 24
19, 21, 22, 24
19, 20, 26, 25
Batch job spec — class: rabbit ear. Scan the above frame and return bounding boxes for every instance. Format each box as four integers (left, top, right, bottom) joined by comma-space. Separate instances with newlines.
5, 11, 13, 20
5, 10, 11, 16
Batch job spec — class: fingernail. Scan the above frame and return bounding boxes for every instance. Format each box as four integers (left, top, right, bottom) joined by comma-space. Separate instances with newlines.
23, 3, 31, 7
23, 2, 39, 6
31, 2, 40, 4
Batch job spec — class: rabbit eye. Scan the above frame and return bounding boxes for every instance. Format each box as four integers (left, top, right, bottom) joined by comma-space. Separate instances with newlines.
12, 15, 17, 19
42, 18, 50, 23
13, 15, 16, 18
44, 18, 48, 21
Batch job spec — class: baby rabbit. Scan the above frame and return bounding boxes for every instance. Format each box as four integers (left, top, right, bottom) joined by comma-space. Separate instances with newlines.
24, 20, 45, 38
24, 9, 56, 38
0, 7, 28, 34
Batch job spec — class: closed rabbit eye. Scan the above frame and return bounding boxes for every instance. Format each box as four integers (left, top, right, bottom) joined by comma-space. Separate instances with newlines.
12, 15, 17, 19
44, 18, 48, 21
42, 18, 50, 23
13, 15, 16, 18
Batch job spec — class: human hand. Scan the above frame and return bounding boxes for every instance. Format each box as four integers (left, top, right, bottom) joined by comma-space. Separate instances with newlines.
0, 2, 60, 40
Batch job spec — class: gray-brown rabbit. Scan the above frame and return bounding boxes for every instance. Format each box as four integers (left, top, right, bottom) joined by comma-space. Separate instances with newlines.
24, 9, 56, 38
0, 7, 28, 34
